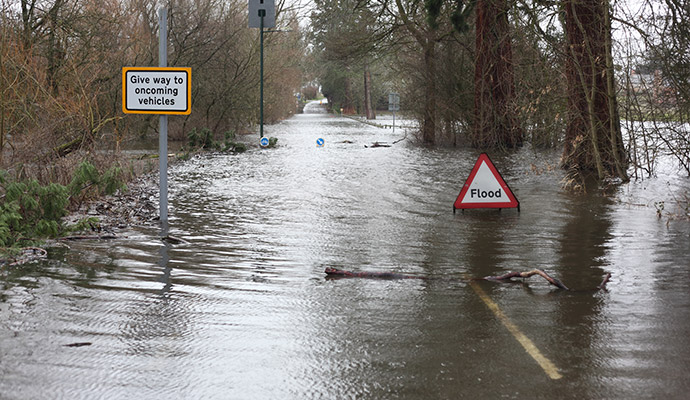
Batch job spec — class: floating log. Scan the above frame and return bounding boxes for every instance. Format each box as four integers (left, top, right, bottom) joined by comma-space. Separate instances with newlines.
63, 342, 92, 347
325, 267, 423, 280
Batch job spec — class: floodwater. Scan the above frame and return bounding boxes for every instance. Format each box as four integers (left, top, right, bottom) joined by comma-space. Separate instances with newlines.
1, 101, 689, 399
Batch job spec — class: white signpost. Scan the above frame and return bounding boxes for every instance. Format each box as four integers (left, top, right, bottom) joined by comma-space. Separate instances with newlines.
122, 67, 191, 115
121, 8, 192, 230
388, 92, 400, 111
389, 92, 400, 134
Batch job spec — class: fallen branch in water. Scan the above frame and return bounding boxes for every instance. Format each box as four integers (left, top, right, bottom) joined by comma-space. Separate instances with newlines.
482, 269, 613, 291
482, 269, 569, 290
63, 342, 92, 347
364, 141, 391, 148
21, 247, 47, 257
161, 235, 189, 245
3, 247, 48, 267
325, 267, 611, 291
60, 234, 118, 241
597, 273, 612, 290
325, 267, 423, 280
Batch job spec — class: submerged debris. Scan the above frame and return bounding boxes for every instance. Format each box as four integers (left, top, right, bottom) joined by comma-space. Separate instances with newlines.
365, 141, 391, 148
482, 269, 569, 290
325, 267, 611, 291
325, 267, 423, 280
60, 234, 119, 241
482, 269, 612, 291
161, 235, 189, 245
1, 247, 48, 268
63, 342, 92, 347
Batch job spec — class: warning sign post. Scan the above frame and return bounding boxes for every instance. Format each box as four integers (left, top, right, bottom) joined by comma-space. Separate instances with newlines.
454, 153, 519, 212
122, 67, 191, 115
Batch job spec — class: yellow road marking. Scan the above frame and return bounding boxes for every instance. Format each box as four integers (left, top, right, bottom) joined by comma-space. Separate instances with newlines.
469, 280, 563, 380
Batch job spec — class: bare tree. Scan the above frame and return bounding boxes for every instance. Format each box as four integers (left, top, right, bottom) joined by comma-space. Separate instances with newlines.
616, 0, 690, 177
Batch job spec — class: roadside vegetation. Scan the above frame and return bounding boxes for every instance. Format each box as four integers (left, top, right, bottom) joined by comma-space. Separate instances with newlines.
0, 0, 304, 252
0, 160, 125, 261
0, 1, 302, 166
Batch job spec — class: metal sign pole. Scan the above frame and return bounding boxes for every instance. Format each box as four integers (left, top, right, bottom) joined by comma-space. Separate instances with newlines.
260, 11, 265, 138
249, 0, 274, 139
158, 7, 168, 229
389, 92, 399, 135
393, 110, 396, 135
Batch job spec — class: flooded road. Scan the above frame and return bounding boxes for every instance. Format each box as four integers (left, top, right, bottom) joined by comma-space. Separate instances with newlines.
1, 101, 689, 399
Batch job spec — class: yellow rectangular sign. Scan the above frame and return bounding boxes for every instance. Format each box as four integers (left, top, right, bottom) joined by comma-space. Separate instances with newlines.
122, 67, 191, 115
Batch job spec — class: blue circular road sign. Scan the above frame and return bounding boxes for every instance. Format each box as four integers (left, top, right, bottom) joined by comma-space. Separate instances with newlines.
260, 137, 269, 147
316, 138, 325, 147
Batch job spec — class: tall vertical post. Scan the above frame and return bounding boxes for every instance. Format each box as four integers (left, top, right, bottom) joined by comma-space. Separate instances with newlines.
248, 1, 274, 138
392, 109, 396, 135
158, 7, 169, 228
389, 92, 400, 135
259, 11, 265, 138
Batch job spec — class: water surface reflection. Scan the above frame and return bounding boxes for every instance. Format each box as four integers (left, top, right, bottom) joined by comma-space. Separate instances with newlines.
1, 103, 689, 399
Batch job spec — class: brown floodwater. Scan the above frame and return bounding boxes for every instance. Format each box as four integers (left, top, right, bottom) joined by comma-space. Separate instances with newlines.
1, 101, 689, 399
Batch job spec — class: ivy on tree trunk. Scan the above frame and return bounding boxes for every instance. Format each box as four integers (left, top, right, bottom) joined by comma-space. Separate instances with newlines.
364, 64, 376, 120
562, 0, 628, 182
472, 0, 523, 148
422, 37, 437, 144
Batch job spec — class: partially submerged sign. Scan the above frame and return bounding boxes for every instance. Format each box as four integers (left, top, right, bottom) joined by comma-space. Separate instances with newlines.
122, 67, 191, 115
454, 153, 519, 212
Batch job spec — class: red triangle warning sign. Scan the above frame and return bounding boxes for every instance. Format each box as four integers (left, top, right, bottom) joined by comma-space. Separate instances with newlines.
454, 153, 519, 211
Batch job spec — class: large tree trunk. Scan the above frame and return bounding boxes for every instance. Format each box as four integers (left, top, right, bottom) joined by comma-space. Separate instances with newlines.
342, 75, 356, 114
422, 38, 437, 144
562, 0, 627, 181
364, 64, 376, 120
473, 0, 522, 148
394, 0, 438, 144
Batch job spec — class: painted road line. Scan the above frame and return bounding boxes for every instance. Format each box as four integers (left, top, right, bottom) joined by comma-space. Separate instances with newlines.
469, 280, 563, 380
